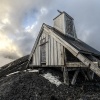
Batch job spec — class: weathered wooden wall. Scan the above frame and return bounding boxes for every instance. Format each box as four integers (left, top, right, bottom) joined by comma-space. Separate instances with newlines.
31, 30, 65, 66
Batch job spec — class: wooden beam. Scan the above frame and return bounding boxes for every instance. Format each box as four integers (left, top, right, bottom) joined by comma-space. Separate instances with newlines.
71, 70, 79, 85
76, 53, 100, 77
66, 62, 87, 67
63, 67, 69, 85
87, 70, 94, 80
81, 70, 89, 80
29, 62, 97, 68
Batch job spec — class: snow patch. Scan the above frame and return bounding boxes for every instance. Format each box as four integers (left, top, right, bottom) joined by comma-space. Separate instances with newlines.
27, 69, 39, 73
42, 73, 62, 86
6, 69, 39, 77
6, 71, 20, 76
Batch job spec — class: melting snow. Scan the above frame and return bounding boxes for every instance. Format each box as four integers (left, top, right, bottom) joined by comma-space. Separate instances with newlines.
42, 73, 62, 86
6, 70, 61, 87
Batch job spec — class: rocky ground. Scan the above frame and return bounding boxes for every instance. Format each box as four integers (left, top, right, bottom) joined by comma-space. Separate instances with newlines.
0, 69, 100, 100
0, 55, 100, 100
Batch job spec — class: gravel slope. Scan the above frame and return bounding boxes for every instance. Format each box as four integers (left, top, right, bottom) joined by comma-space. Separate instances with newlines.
0, 71, 100, 100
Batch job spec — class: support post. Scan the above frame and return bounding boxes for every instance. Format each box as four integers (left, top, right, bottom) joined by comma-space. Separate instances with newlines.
63, 67, 69, 85
71, 70, 79, 85
81, 70, 89, 80
87, 70, 94, 80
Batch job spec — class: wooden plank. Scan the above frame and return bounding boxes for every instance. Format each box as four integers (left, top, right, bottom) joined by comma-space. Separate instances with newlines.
29, 65, 87, 68
46, 34, 49, 65
38, 43, 40, 65
51, 36, 54, 65
76, 54, 90, 66
66, 62, 88, 67
32, 54, 34, 65
64, 47, 67, 65
71, 70, 79, 85
45, 33, 48, 42
60, 45, 64, 65
54, 40, 57, 65
56, 41, 58, 65
41, 32, 43, 39
37, 47, 39, 65
38, 37, 41, 65
33, 53, 36, 65
35, 49, 37, 65
32, 53, 34, 65
32, 54, 35, 65
35, 46, 37, 65
48, 35, 51, 65
29, 64, 63, 67
36, 45, 39, 65
35, 50, 37, 65
57, 42, 61, 65
53, 38, 55, 65
47, 35, 49, 65
42, 31, 46, 39
31, 62, 97, 68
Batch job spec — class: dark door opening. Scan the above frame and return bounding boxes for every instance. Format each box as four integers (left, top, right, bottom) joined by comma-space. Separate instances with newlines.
40, 44, 46, 65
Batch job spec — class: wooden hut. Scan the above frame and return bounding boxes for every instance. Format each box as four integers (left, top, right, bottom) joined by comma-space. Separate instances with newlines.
27, 11, 100, 85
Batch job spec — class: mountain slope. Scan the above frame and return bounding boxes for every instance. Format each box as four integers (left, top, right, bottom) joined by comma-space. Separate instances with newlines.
0, 55, 29, 78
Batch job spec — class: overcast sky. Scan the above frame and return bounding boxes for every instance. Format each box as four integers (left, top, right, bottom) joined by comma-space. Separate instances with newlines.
0, 0, 100, 66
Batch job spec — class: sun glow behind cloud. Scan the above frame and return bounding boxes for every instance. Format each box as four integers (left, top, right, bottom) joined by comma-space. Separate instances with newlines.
0, 33, 22, 57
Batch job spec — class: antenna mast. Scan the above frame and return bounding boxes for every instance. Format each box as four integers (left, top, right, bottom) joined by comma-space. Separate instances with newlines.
57, 10, 62, 14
